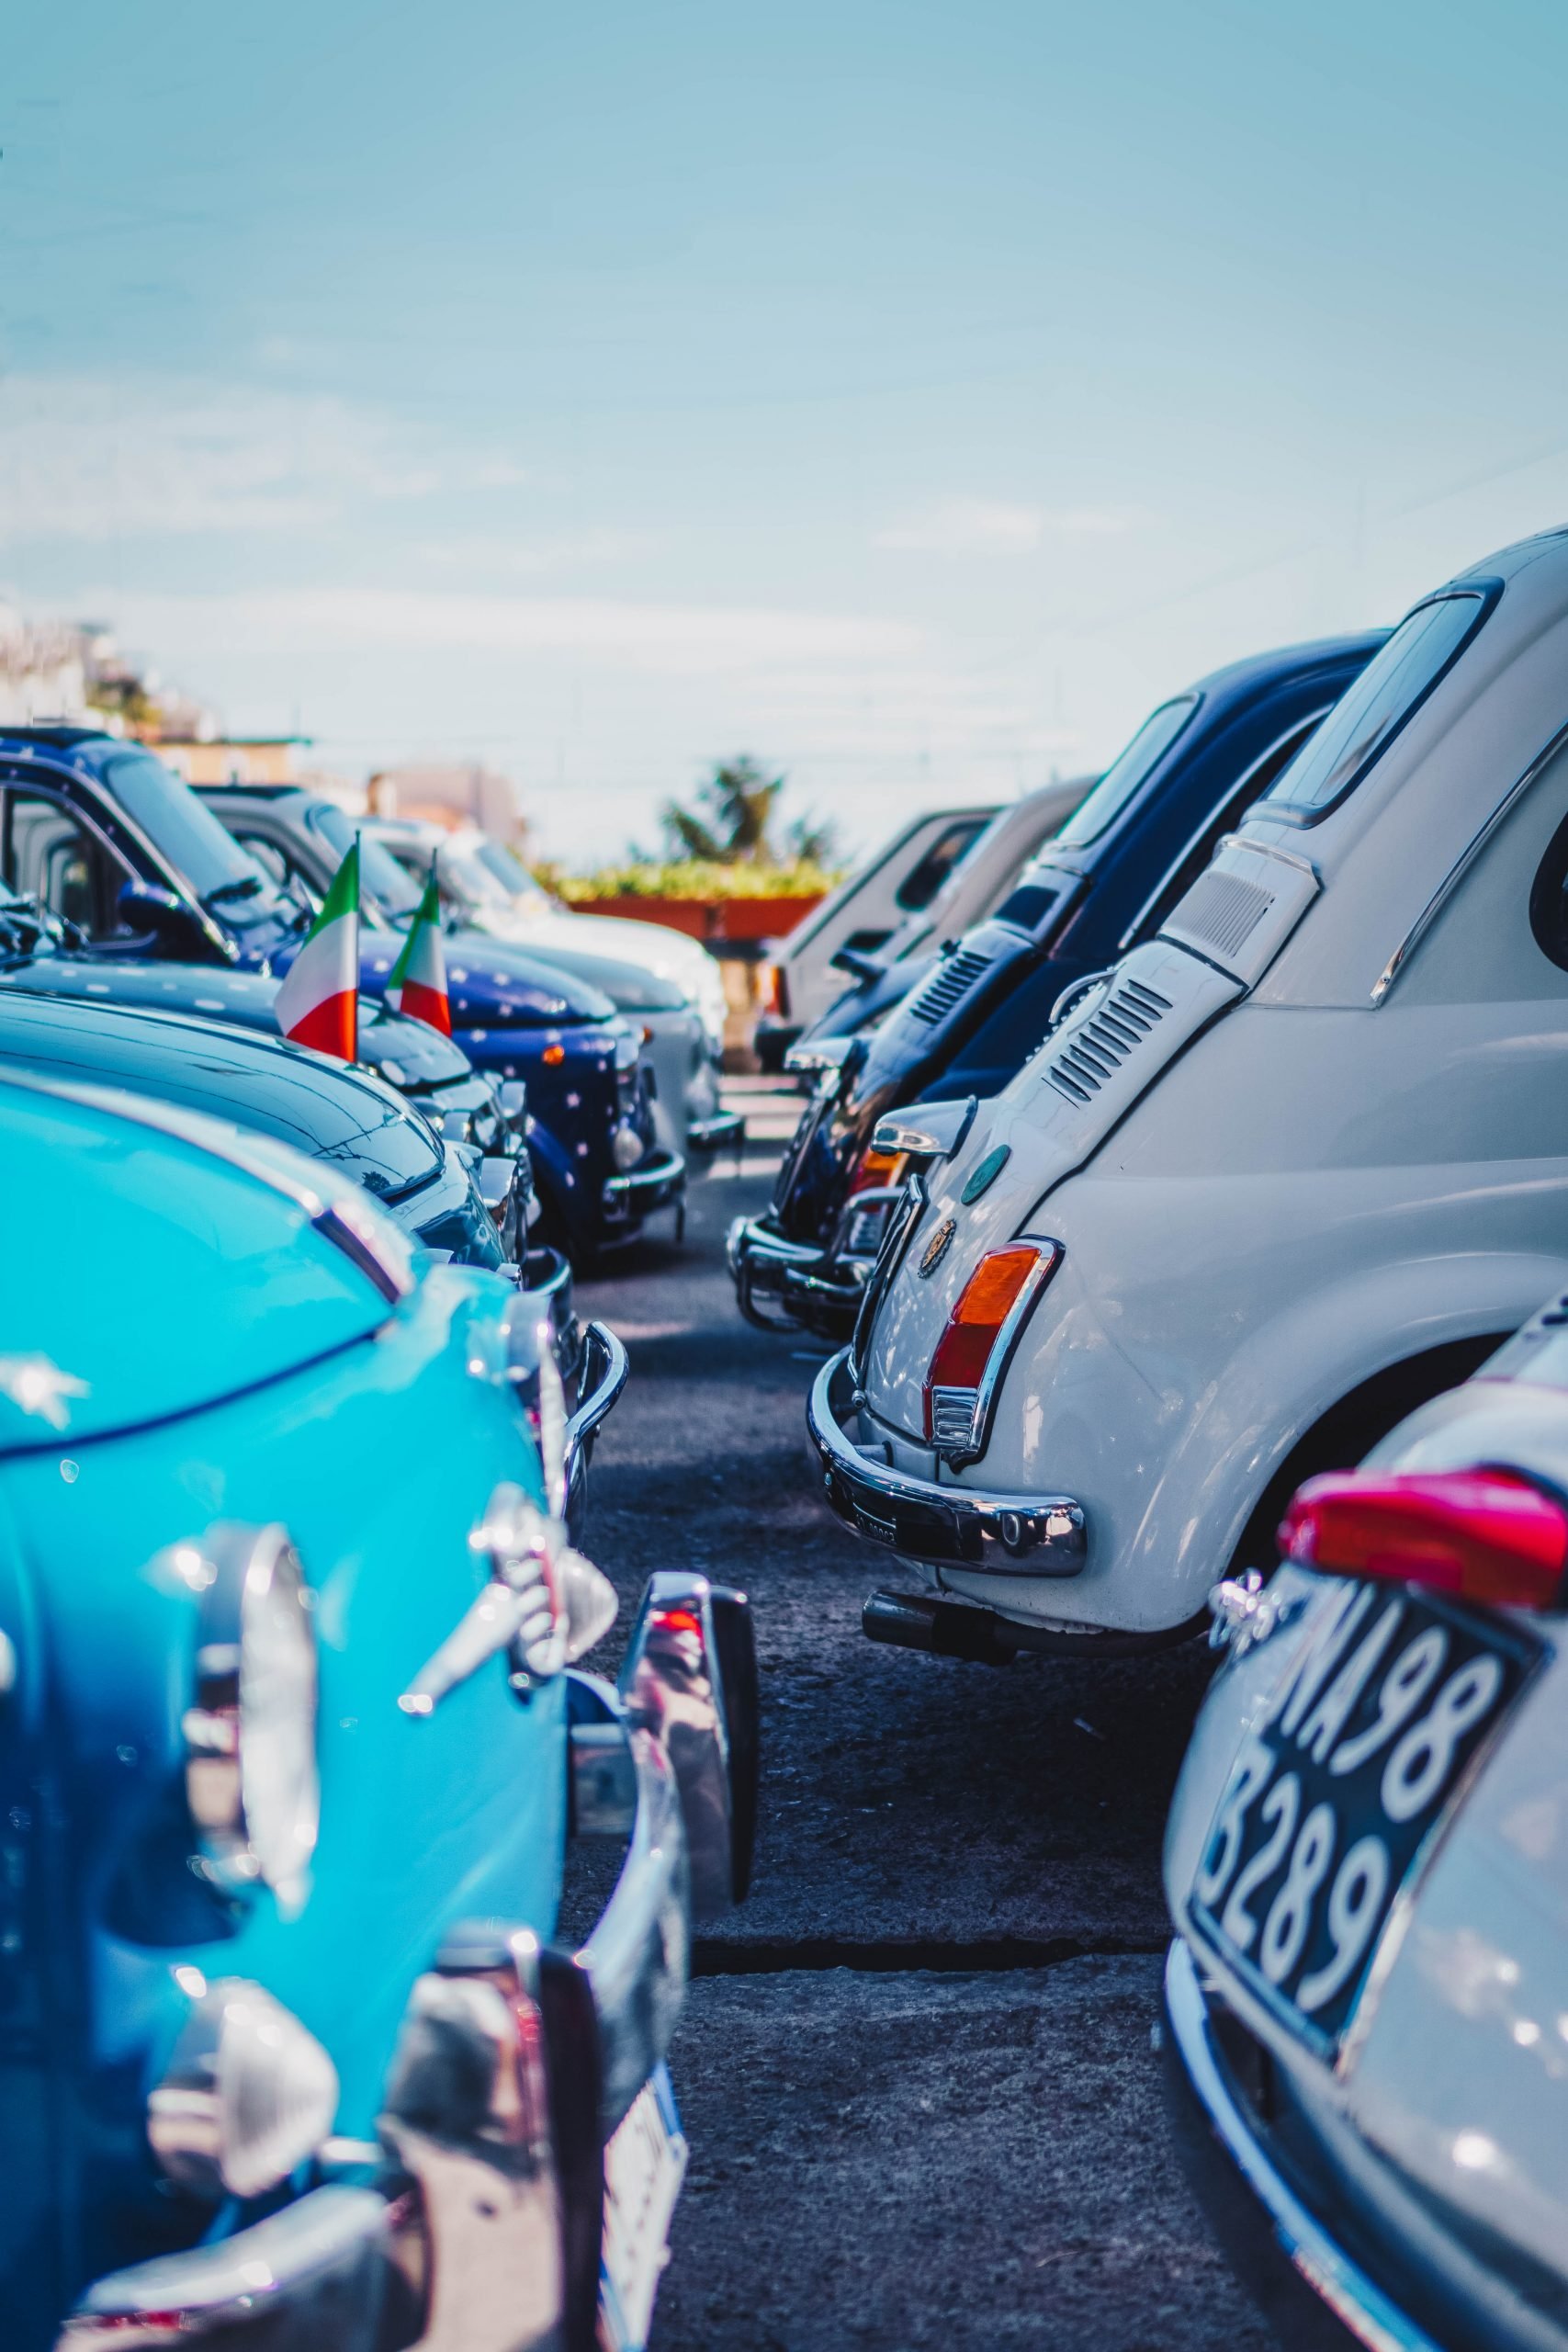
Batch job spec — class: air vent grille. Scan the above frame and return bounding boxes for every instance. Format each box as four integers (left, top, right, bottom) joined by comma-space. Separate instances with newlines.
1044, 976, 1172, 1105
1169, 868, 1276, 959
908, 947, 994, 1026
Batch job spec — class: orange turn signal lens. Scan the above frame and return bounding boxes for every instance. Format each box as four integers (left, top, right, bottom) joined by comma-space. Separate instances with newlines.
542, 1042, 566, 1066
849, 1148, 908, 1196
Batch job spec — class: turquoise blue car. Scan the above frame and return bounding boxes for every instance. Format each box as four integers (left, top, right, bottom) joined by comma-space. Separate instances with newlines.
0, 1073, 756, 2351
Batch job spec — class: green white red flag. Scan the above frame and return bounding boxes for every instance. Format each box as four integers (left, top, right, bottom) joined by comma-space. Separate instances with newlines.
387, 863, 452, 1035
275, 841, 359, 1060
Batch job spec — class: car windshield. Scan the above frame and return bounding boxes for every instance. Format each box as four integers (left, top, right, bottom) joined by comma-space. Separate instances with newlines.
100, 748, 279, 905
1052, 696, 1200, 847
312, 803, 423, 920
1263, 592, 1491, 822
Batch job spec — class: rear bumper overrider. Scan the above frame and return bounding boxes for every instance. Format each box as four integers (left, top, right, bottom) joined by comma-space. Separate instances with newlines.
60, 1572, 757, 2352
807, 1345, 1086, 1575
685, 1109, 745, 1158
726, 1213, 873, 1339
601, 1147, 685, 1228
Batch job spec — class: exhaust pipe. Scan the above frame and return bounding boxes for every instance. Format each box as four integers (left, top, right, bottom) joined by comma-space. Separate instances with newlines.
863, 1587, 1214, 1664
863, 1589, 1020, 1665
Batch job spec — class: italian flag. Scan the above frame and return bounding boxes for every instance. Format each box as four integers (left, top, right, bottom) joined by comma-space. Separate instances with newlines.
275, 842, 359, 1060
388, 865, 452, 1035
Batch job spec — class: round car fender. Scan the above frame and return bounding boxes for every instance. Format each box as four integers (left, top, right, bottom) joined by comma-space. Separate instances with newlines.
1122, 1240, 1568, 1623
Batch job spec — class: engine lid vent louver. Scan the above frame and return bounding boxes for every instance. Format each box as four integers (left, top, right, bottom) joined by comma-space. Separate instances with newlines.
908, 947, 994, 1026
1167, 867, 1276, 960
1044, 976, 1171, 1104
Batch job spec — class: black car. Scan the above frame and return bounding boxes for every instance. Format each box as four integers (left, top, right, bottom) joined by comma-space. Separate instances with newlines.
729, 630, 1386, 1336
0, 728, 680, 1261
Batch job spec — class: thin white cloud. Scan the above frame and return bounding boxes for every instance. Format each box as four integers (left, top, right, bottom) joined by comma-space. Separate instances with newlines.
414, 528, 656, 574
95, 585, 925, 677
874, 496, 1149, 553
0, 375, 530, 541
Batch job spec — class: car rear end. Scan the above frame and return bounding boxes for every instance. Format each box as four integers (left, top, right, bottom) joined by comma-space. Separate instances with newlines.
1164, 1299, 1568, 2352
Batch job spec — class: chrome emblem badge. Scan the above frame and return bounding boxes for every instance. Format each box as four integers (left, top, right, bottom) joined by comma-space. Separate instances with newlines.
919, 1218, 956, 1276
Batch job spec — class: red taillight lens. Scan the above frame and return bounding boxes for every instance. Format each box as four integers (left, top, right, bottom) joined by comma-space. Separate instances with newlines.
760, 962, 789, 1019
1280, 1467, 1568, 1611
923, 1242, 1060, 1453
849, 1147, 908, 1196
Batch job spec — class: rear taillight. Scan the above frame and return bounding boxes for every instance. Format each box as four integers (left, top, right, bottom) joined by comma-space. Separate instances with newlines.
1280, 1467, 1568, 1611
760, 961, 789, 1019
849, 1147, 908, 1196
922, 1241, 1062, 1461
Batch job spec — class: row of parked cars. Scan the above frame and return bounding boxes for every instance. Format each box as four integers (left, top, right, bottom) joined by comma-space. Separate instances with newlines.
0, 730, 759, 2347
738, 525, 1568, 2351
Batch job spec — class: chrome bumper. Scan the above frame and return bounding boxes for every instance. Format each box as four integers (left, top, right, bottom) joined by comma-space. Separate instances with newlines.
726, 1214, 872, 1338
807, 1346, 1086, 1575
61, 1570, 757, 2352
685, 1109, 745, 1158
1162, 1938, 1448, 2352
601, 1147, 686, 1227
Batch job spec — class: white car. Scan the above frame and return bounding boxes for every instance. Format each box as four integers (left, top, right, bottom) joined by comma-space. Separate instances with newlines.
752, 803, 999, 1068
369, 817, 731, 1062
1164, 1294, 1568, 2352
809, 526, 1568, 1657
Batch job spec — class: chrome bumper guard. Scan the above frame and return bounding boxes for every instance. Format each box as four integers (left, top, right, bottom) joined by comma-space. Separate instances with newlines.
601, 1147, 685, 1221
685, 1108, 745, 1158
62, 1571, 758, 2352
807, 1346, 1086, 1575
1162, 1938, 1444, 2352
566, 1319, 629, 1465
516, 1243, 581, 1383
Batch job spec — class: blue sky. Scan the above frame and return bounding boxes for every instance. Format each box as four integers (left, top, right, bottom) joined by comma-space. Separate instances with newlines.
5, 0, 1568, 860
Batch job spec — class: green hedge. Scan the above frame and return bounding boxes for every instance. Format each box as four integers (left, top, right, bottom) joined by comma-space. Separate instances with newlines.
545, 857, 843, 902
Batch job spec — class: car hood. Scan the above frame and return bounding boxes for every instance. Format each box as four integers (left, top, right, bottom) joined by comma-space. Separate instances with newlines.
0, 954, 475, 1091
480, 932, 687, 1013
0, 1078, 391, 1453
352, 930, 616, 1025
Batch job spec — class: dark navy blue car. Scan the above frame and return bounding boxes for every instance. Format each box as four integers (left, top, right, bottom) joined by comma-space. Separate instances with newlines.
0, 729, 679, 1261
729, 630, 1387, 1335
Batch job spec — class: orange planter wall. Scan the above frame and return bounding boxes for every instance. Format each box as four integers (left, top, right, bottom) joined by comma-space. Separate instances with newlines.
570, 895, 823, 945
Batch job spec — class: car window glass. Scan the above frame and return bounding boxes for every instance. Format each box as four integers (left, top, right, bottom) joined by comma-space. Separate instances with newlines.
1053, 697, 1200, 848
894, 816, 990, 911
2, 789, 128, 937
100, 748, 273, 902
1263, 594, 1491, 822
1134, 710, 1327, 945
310, 802, 423, 918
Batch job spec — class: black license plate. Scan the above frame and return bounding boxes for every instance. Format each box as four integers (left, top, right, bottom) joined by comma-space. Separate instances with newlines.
1190, 1580, 1539, 2056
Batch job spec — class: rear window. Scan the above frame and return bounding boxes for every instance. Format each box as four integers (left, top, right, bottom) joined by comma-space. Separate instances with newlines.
1263, 591, 1494, 823
894, 816, 990, 911
1054, 697, 1199, 847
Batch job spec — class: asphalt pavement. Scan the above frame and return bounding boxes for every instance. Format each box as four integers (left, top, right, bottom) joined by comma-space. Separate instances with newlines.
573, 1077, 1276, 2352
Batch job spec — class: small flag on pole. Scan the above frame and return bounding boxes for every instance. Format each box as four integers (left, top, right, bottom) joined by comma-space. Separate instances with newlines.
388, 862, 452, 1036
274, 841, 359, 1060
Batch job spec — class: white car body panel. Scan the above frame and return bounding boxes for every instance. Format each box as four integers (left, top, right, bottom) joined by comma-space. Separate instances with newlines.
852, 528, 1568, 1633
1166, 1317, 1568, 2334
771, 806, 999, 1039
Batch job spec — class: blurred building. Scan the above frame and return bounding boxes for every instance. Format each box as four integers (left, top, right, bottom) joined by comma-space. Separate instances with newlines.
365, 763, 528, 845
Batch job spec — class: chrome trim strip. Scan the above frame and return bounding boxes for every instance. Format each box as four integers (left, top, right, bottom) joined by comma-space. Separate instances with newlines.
568, 1672, 690, 2133
1371, 712, 1568, 1004
807, 1348, 1085, 1576
685, 1109, 745, 1154
566, 1321, 628, 1454
1164, 1939, 1442, 2352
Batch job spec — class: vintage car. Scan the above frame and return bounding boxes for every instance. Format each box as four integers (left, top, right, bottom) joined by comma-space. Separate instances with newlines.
0, 1071, 757, 2352
364, 814, 733, 1075
731, 638, 1382, 1338
809, 527, 1568, 1661
201, 785, 735, 1169
0, 729, 683, 1262
1164, 1289, 1568, 2352
751, 801, 1001, 1069
781, 775, 1094, 1054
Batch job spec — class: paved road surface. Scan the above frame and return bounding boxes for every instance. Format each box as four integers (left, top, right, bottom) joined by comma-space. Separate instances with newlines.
573, 1078, 1274, 2352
